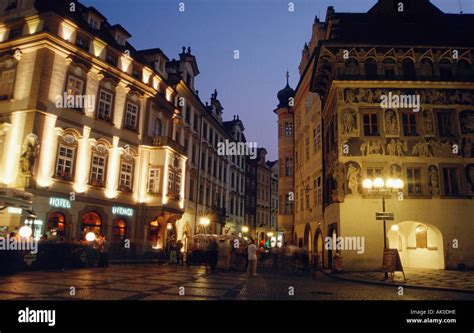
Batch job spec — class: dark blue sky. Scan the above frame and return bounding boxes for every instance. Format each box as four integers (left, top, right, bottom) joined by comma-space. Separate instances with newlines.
81, 0, 473, 160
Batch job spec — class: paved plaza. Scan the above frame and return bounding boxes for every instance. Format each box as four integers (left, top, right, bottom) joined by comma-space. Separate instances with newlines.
0, 264, 473, 300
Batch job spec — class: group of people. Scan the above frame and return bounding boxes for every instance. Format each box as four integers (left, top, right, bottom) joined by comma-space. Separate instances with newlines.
204, 238, 259, 276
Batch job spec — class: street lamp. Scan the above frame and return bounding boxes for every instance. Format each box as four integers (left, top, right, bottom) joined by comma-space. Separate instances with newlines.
85, 232, 96, 242
242, 226, 249, 233
199, 217, 210, 234
19, 225, 32, 239
363, 176, 404, 279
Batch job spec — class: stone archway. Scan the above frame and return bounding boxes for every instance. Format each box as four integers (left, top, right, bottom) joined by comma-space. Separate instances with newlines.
326, 223, 338, 269
387, 221, 444, 269
303, 223, 313, 259
314, 228, 324, 269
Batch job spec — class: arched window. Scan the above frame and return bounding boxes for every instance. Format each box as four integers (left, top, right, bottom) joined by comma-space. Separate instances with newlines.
420, 58, 434, 78
345, 58, 359, 76
153, 118, 162, 137
81, 212, 102, 237
48, 212, 66, 237
415, 225, 427, 248
402, 58, 416, 80
439, 59, 453, 80
365, 58, 378, 80
113, 219, 127, 242
456, 59, 471, 81
383, 58, 396, 80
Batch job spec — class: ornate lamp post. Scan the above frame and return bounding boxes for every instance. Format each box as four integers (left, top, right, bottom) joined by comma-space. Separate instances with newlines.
199, 217, 210, 234
362, 177, 403, 278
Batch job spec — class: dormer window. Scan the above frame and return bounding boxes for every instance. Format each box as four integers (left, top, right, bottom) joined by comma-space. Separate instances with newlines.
75, 34, 90, 51
115, 33, 125, 46
88, 17, 99, 30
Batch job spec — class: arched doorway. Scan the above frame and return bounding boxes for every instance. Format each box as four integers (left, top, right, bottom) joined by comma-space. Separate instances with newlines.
303, 223, 313, 261
80, 212, 102, 239
327, 224, 338, 269
112, 218, 127, 255
387, 221, 444, 269
47, 212, 66, 238
149, 220, 160, 249
314, 228, 324, 269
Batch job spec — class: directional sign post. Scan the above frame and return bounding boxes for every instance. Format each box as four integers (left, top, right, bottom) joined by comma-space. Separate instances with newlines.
375, 212, 394, 221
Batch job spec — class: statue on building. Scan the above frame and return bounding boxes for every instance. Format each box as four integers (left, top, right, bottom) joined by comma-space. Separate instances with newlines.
386, 139, 406, 156
462, 137, 473, 158
332, 163, 345, 201
390, 164, 402, 178
346, 163, 361, 195
422, 110, 434, 135
428, 165, 440, 196
384, 109, 398, 135
19, 134, 39, 174
360, 139, 385, 156
430, 139, 454, 157
460, 110, 474, 134
341, 109, 356, 135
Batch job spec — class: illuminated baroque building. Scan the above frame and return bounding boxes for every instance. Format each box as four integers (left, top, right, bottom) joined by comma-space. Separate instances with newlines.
276, 0, 474, 270
0, 0, 247, 255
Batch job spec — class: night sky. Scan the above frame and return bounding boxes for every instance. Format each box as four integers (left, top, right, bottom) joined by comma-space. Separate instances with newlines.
80, 0, 473, 160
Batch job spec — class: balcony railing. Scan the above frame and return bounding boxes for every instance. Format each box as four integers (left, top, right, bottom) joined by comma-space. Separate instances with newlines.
146, 136, 186, 155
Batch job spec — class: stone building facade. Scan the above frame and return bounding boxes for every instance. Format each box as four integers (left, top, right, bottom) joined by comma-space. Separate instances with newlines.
276, 0, 474, 270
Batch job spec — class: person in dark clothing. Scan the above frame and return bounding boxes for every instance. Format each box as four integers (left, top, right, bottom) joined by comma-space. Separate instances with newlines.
207, 239, 218, 274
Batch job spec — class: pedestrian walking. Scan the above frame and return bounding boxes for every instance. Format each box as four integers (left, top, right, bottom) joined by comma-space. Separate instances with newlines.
207, 239, 218, 274
247, 239, 258, 276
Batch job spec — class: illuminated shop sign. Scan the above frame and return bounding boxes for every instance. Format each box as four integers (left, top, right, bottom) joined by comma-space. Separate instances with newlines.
112, 206, 134, 217
49, 197, 71, 209
7, 207, 22, 215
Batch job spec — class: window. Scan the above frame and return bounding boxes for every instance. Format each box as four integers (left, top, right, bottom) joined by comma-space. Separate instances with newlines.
439, 59, 452, 80
415, 225, 427, 248
313, 124, 321, 153
124, 102, 138, 130
402, 58, 416, 80
436, 110, 453, 137
420, 58, 434, 77
153, 118, 162, 136
148, 168, 160, 194
285, 157, 293, 176
285, 122, 293, 136
90, 154, 106, 186
189, 177, 194, 201
66, 75, 84, 97
88, 18, 99, 29
191, 144, 196, 164
203, 122, 208, 140
119, 162, 133, 191
314, 176, 322, 206
56, 145, 75, 180
402, 113, 418, 136
193, 112, 199, 131
106, 52, 118, 66
0, 69, 15, 100
185, 106, 191, 124
305, 136, 310, 161
5, 0, 18, 11
363, 113, 379, 136
442, 167, 460, 196
97, 89, 113, 120
75, 35, 89, 50
366, 167, 383, 178
383, 58, 396, 80
8, 26, 22, 39
407, 167, 422, 195
168, 170, 181, 197
365, 58, 378, 79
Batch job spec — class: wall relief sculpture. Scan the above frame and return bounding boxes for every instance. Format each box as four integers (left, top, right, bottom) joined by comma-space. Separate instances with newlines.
428, 165, 440, 196
386, 139, 407, 156
384, 109, 399, 136
360, 139, 385, 156
341, 108, 358, 136
412, 139, 432, 157
462, 137, 473, 158
343, 88, 474, 105
345, 161, 361, 195
459, 110, 474, 134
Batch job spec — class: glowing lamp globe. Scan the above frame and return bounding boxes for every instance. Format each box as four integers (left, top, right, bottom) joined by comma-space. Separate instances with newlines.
19, 225, 32, 238
85, 232, 96, 242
